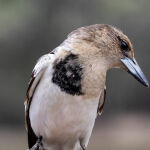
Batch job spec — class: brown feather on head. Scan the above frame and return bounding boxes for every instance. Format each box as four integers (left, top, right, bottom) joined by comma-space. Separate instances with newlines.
67, 24, 134, 68
64, 24, 149, 96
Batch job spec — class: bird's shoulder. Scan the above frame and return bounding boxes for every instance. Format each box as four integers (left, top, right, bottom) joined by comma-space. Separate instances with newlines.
24, 50, 56, 148
24, 46, 77, 111
26, 52, 53, 102
25, 51, 53, 114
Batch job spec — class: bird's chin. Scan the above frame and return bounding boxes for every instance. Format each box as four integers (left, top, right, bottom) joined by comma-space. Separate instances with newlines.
120, 56, 149, 88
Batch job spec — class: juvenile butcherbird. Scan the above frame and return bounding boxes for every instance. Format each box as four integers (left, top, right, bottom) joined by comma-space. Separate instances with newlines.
25, 24, 149, 150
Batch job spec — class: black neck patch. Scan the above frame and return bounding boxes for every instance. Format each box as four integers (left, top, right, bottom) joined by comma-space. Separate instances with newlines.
52, 54, 83, 95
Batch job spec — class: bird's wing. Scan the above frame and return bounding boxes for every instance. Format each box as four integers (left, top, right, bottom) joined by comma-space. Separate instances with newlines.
24, 53, 52, 148
97, 86, 106, 115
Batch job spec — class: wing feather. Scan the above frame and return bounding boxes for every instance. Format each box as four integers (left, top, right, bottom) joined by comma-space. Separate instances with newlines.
24, 53, 52, 148
97, 86, 106, 115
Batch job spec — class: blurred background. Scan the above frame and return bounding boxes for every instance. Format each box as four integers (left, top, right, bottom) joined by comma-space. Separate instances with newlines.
0, 0, 150, 149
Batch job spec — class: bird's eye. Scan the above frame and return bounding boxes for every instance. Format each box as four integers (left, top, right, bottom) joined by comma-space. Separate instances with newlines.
117, 36, 129, 52
121, 41, 128, 51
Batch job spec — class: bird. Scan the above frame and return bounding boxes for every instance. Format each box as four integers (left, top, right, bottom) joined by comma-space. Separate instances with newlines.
24, 24, 149, 150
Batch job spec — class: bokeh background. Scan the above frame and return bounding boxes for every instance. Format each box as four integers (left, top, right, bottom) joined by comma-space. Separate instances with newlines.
0, 0, 150, 149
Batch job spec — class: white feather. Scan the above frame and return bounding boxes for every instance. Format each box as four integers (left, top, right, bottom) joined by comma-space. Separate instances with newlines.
29, 65, 100, 150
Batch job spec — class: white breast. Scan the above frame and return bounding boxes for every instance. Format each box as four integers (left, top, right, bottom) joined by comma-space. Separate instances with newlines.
29, 66, 100, 150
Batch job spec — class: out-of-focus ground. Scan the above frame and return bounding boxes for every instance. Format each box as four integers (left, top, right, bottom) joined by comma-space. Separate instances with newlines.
1, 114, 150, 150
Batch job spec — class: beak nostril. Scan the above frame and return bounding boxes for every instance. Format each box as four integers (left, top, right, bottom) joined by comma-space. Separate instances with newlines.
132, 57, 137, 65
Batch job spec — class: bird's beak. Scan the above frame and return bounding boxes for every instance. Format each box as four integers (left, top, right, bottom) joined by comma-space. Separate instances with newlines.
121, 56, 149, 87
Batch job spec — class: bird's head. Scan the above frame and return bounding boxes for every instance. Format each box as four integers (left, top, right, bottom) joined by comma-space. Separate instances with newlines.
64, 24, 149, 88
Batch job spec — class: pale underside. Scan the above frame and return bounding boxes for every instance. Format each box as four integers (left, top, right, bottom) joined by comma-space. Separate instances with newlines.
25, 50, 105, 150
29, 62, 100, 150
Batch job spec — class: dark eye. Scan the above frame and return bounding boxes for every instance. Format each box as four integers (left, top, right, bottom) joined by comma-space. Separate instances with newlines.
121, 41, 128, 51
117, 36, 129, 52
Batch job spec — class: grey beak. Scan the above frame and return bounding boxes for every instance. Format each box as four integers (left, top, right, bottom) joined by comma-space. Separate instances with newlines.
121, 56, 149, 87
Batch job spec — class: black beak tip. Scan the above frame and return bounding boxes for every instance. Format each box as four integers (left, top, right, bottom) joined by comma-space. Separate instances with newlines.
139, 79, 149, 88
145, 82, 149, 88
127, 70, 149, 88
